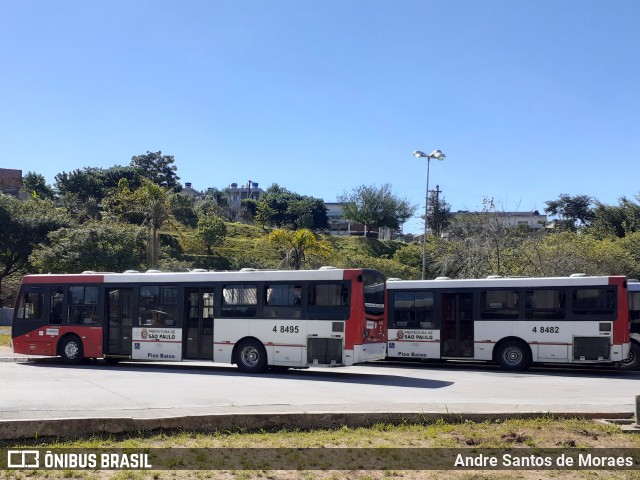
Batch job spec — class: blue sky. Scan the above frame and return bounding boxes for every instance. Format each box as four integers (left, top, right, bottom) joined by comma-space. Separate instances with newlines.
1, 0, 638, 234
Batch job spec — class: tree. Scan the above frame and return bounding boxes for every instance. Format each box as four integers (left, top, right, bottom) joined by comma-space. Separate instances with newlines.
544, 194, 594, 231
197, 215, 227, 255
589, 196, 640, 239
170, 194, 198, 228
21, 171, 55, 200
436, 198, 532, 278
30, 222, 146, 273
54, 166, 144, 221
258, 184, 291, 227
240, 198, 258, 223
256, 184, 328, 230
267, 228, 333, 270
130, 151, 181, 190
338, 184, 416, 236
55, 167, 104, 203
102, 178, 146, 224
255, 202, 277, 229
0, 195, 70, 305
288, 197, 329, 230
135, 180, 173, 269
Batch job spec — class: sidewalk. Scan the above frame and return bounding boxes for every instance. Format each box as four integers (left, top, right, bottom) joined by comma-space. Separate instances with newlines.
0, 345, 45, 362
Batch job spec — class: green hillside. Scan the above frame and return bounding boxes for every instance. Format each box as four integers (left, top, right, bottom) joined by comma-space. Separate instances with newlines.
177, 222, 421, 280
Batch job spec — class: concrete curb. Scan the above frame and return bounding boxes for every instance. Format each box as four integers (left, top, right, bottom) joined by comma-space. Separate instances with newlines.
0, 356, 54, 363
0, 411, 635, 441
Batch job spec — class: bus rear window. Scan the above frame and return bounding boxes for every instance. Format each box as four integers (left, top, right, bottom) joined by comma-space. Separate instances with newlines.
572, 288, 615, 318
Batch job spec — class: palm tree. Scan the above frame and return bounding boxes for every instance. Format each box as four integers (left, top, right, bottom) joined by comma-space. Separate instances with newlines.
135, 180, 172, 269
267, 228, 333, 270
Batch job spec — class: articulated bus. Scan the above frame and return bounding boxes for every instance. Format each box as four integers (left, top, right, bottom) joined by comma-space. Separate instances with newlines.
386, 275, 631, 371
623, 280, 640, 370
11, 267, 386, 372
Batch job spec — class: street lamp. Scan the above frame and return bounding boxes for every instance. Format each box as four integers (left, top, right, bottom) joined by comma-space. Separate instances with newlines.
413, 149, 446, 279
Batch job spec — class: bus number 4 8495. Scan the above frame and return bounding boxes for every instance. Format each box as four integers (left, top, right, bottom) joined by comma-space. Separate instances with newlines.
273, 326, 300, 334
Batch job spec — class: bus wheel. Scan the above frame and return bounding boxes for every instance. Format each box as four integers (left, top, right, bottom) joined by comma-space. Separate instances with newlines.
59, 336, 84, 365
235, 339, 267, 373
496, 341, 531, 371
617, 342, 640, 371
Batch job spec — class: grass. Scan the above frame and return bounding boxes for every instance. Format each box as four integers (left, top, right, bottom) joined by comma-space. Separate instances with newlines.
0, 330, 10, 347
2, 418, 639, 479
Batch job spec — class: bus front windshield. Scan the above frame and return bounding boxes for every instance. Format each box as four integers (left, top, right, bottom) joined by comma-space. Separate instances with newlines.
629, 289, 640, 334
363, 271, 385, 316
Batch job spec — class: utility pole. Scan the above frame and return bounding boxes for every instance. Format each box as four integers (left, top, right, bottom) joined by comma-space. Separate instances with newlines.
431, 185, 442, 237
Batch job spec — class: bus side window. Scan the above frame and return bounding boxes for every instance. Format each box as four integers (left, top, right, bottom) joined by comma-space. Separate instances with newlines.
264, 284, 303, 319
17, 290, 44, 319
49, 287, 65, 325
309, 284, 348, 306
139, 286, 178, 327
68, 286, 99, 325
221, 285, 257, 318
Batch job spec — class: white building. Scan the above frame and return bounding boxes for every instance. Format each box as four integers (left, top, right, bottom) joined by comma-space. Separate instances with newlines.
325, 202, 391, 239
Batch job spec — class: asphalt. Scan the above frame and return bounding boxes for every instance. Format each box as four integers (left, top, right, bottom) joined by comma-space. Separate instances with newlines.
1, 345, 638, 441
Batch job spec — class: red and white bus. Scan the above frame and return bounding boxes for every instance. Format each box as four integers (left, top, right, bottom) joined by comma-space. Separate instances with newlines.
386, 275, 631, 370
11, 267, 386, 372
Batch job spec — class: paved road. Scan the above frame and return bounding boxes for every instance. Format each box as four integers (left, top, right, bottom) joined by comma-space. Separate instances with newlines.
1, 355, 637, 419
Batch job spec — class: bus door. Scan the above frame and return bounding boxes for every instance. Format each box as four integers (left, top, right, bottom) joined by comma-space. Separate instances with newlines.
184, 288, 215, 360
441, 292, 474, 358
106, 288, 133, 356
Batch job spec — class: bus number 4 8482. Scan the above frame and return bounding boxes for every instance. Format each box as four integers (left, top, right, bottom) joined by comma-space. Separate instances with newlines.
532, 326, 559, 334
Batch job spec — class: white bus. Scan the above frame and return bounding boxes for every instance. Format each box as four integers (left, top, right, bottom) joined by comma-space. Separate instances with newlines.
12, 267, 387, 373
386, 275, 631, 370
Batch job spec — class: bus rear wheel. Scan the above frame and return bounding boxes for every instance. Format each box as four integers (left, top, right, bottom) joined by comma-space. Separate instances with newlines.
235, 339, 267, 373
496, 341, 531, 371
59, 336, 84, 365
617, 342, 640, 371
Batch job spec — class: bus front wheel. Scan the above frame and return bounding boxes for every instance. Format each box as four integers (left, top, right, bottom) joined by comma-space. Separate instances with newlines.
235, 339, 267, 373
59, 336, 84, 365
496, 341, 531, 371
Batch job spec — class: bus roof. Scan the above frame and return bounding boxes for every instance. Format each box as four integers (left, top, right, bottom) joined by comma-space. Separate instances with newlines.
386, 275, 627, 290
21, 267, 378, 285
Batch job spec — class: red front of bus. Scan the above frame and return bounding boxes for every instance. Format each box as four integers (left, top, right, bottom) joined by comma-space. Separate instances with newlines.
611, 276, 631, 359
11, 275, 104, 359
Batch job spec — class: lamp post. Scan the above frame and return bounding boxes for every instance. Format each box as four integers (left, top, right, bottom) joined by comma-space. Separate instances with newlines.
413, 149, 446, 279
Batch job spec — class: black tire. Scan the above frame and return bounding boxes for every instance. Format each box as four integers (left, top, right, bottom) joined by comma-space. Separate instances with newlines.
496, 341, 531, 371
59, 336, 84, 365
235, 339, 267, 373
617, 342, 640, 371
